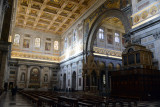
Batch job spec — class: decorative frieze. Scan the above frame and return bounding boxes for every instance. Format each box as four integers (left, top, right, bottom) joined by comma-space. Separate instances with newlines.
11, 51, 59, 63
93, 47, 122, 57
132, 1, 160, 26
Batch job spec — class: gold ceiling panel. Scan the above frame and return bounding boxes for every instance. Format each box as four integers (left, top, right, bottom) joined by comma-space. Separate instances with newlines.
70, 14, 76, 19
28, 17, 36, 21
60, 11, 68, 17
65, 19, 71, 24
31, 3, 41, 10
61, 24, 67, 28
55, 16, 64, 23
19, 7, 26, 14
16, 0, 97, 35
49, 26, 56, 31
17, 14, 25, 20
37, 23, 48, 29
18, 19, 24, 25
47, 0, 63, 8
82, 0, 90, 5
26, 21, 34, 26
32, 0, 44, 3
21, 0, 29, 7
29, 9, 38, 16
43, 7, 57, 14
75, 6, 83, 14
40, 12, 53, 20
53, 22, 60, 26
39, 19, 50, 24
64, 3, 75, 11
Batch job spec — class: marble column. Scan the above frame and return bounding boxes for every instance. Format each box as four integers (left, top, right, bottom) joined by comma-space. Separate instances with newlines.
106, 70, 109, 96
0, 41, 11, 88
49, 67, 52, 89
40, 66, 43, 88
0, 0, 4, 37
26, 65, 30, 88
1, 0, 14, 41
82, 75, 85, 91
90, 75, 92, 91
16, 65, 20, 87
0, 51, 8, 88
26, 66, 31, 88
97, 76, 99, 91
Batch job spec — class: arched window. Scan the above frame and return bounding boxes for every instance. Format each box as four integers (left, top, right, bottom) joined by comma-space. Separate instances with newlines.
98, 28, 104, 39
35, 38, 40, 47
54, 41, 59, 50
73, 29, 77, 42
115, 32, 120, 43
14, 34, 20, 45
103, 74, 106, 85
64, 38, 67, 48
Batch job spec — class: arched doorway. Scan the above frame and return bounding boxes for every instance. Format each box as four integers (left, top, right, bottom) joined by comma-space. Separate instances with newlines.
63, 73, 66, 90
85, 9, 131, 56
72, 71, 76, 91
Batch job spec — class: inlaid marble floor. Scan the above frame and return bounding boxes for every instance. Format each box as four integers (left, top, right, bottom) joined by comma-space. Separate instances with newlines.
0, 92, 34, 107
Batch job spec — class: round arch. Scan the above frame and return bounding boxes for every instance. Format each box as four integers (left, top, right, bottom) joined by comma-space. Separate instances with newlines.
85, 9, 131, 55
116, 63, 121, 70
108, 63, 114, 71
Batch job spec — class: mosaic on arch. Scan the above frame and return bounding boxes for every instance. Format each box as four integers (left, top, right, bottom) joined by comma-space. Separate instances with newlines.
84, 0, 131, 38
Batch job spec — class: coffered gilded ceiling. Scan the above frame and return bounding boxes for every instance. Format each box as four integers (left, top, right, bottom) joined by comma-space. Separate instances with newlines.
16, 0, 96, 35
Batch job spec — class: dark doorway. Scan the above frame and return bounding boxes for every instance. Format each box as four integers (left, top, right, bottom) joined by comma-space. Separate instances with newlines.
72, 71, 76, 91
63, 73, 66, 90
91, 70, 97, 86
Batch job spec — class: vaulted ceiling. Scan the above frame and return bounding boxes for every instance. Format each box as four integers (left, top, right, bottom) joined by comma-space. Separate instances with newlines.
15, 0, 96, 35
